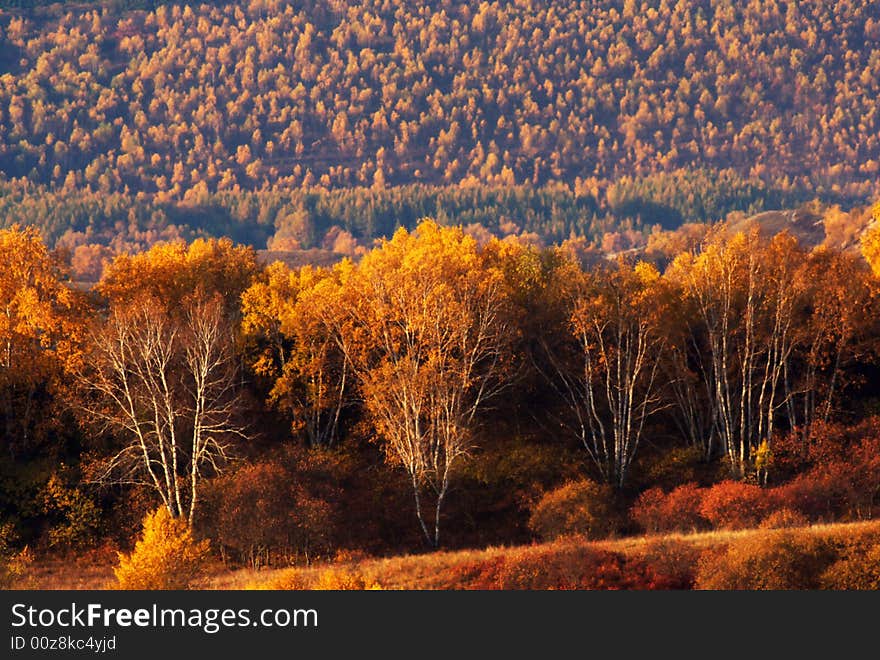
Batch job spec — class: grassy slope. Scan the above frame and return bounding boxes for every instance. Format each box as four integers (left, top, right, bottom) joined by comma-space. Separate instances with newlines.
200, 519, 880, 590
18, 519, 880, 590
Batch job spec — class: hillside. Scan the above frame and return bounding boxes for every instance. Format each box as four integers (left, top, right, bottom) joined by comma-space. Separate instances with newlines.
1, 1, 878, 204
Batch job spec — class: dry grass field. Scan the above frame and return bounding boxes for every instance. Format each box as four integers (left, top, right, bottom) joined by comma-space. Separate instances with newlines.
16, 520, 880, 591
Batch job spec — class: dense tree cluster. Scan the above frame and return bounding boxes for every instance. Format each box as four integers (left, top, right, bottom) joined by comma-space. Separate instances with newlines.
4, 211, 880, 561
0, 0, 878, 201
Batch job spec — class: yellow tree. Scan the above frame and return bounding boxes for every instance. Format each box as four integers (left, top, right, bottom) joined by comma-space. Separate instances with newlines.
97, 237, 259, 315
859, 201, 880, 277
242, 261, 351, 447
329, 221, 514, 547
798, 247, 875, 437
0, 225, 84, 457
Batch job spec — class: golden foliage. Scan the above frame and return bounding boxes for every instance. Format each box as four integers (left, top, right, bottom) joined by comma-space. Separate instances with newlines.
527, 479, 617, 541
241, 261, 348, 446
248, 566, 381, 591
1, 2, 878, 197
820, 543, 880, 590
97, 237, 258, 311
0, 522, 34, 589
113, 507, 210, 590
314, 220, 517, 545
860, 221, 880, 278
694, 531, 834, 590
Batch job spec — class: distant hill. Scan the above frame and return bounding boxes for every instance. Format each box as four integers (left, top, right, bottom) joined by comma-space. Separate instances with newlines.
730, 208, 826, 249
0, 0, 878, 201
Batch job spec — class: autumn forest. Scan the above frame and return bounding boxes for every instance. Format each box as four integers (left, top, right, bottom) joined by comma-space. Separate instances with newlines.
4, 0, 880, 590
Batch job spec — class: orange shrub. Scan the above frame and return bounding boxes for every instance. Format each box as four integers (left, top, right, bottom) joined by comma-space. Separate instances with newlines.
695, 531, 834, 590
0, 522, 34, 589
203, 459, 334, 567
635, 539, 701, 590
772, 420, 880, 520
527, 480, 618, 541
820, 544, 880, 590
251, 566, 380, 590
663, 483, 708, 531
698, 480, 772, 530
771, 436, 880, 522
114, 508, 209, 590
445, 557, 507, 590
498, 546, 665, 590
449, 545, 679, 590
312, 568, 380, 590
846, 437, 880, 517
630, 488, 665, 533
759, 508, 809, 530
495, 547, 630, 589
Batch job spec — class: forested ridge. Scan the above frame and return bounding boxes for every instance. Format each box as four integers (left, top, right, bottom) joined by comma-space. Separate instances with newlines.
3, 0, 878, 195
0, 0, 879, 256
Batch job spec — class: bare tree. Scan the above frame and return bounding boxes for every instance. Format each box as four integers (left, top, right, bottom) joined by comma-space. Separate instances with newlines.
540, 259, 667, 488
78, 294, 246, 524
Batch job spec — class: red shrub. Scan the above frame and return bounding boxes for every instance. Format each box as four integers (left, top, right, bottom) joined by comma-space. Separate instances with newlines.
770, 429, 812, 478
662, 483, 707, 532
202, 459, 335, 566
772, 471, 848, 522
451, 545, 677, 590
698, 481, 772, 530
630, 488, 666, 533
848, 437, 880, 517
631, 483, 707, 533
636, 539, 701, 590
806, 418, 880, 466
772, 435, 880, 522
445, 558, 507, 590
496, 546, 655, 590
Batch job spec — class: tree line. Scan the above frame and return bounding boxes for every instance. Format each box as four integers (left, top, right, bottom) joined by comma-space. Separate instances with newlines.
0, 170, 859, 283
3, 207, 880, 559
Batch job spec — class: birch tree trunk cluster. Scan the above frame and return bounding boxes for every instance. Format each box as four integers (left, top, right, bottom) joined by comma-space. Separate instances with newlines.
241, 222, 521, 546
78, 294, 244, 525
539, 259, 668, 488
74, 238, 258, 526
542, 224, 871, 487
663, 228, 868, 479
